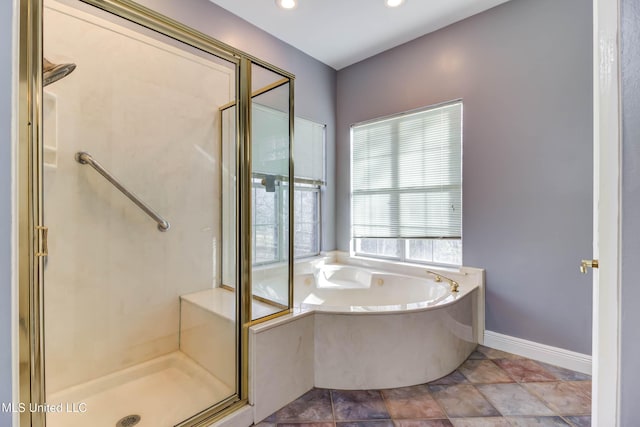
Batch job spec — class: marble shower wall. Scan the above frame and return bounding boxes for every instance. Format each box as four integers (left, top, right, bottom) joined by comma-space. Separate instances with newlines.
43, 1, 234, 393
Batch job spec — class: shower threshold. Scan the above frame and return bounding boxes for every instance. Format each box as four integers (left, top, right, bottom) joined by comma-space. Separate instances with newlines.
46, 351, 233, 427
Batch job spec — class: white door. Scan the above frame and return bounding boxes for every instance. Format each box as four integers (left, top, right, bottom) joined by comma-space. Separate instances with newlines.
592, 0, 621, 425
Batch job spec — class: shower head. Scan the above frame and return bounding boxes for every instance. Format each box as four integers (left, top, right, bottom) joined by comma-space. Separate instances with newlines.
43, 58, 76, 87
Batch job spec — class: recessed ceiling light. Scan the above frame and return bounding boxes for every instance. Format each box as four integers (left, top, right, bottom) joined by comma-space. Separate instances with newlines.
276, 0, 297, 10
385, 0, 405, 7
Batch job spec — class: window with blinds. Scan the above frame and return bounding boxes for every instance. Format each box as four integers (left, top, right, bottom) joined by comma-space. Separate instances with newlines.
351, 101, 462, 265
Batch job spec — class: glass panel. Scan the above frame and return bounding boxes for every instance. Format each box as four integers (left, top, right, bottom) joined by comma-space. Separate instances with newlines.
355, 238, 401, 259
406, 239, 434, 262
433, 239, 463, 265
253, 183, 279, 264
251, 64, 291, 319
355, 238, 462, 266
43, 2, 239, 425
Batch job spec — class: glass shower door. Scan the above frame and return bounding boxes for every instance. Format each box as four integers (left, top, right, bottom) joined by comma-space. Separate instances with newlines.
42, 1, 240, 425
220, 64, 294, 321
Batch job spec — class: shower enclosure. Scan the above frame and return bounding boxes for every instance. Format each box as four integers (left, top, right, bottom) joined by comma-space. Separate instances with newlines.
17, 0, 294, 426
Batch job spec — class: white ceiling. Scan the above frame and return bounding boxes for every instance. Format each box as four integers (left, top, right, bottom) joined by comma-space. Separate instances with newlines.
208, 0, 512, 70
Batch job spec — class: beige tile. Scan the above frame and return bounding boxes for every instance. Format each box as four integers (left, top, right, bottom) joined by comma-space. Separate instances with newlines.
450, 418, 512, 427
428, 384, 500, 418
475, 346, 524, 360
493, 359, 557, 383
476, 384, 553, 416
523, 382, 591, 415
458, 360, 514, 384
382, 385, 446, 419
506, 416, 572, 426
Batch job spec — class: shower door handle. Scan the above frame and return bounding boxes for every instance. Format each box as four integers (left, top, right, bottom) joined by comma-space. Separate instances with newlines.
36, 225, 48, 257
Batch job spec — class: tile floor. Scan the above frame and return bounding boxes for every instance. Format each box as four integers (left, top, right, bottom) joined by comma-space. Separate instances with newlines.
255, 345, 591, 427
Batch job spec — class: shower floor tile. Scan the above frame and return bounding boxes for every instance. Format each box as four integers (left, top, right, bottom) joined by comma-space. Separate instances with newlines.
255, 346, 591, 427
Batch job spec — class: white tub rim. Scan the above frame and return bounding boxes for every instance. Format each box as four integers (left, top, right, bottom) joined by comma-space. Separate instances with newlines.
293, 260, 480, 315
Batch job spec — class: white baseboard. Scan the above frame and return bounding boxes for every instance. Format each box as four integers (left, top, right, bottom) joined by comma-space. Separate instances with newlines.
483, 330, 592, 375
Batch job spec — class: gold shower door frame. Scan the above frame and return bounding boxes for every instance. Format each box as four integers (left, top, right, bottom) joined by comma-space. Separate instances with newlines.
16, 0, 295, 425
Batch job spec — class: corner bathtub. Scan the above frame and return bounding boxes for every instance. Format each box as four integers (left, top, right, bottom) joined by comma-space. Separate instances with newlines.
293, 263, 480, 389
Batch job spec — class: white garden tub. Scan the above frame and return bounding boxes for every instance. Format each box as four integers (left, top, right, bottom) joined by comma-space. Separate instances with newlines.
292, 262, 480, 389
296, 264, 452, 312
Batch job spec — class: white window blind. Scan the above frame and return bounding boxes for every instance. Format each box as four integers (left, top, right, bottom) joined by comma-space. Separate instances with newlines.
294, 117, 326, 182
351, 101, 462, 239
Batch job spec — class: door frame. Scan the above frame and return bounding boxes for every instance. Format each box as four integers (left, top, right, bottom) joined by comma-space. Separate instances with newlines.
592, 0, 621, 425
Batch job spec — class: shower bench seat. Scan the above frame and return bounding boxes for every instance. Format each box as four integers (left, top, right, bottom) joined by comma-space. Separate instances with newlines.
179, 288, 237, 389
178, 288, 277, 389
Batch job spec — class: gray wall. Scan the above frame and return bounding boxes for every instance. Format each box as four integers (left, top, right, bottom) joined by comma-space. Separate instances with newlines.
620, 0, 640, 422
336, 0, 593, 354
135, 0, 337, 252
0, 0, 14, 423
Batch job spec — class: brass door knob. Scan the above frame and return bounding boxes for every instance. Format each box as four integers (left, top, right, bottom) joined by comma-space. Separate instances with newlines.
580, 259, 599, 274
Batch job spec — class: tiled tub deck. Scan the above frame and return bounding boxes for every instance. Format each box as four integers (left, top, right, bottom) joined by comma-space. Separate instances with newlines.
255, 345, 591, 427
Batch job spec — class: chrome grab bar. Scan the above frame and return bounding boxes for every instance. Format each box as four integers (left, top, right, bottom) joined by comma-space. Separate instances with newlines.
75, 151, 170, 232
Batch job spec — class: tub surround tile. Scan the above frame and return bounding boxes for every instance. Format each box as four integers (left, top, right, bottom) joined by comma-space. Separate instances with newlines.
457, 360, 514, 384
505, 416, 571, 426
523, 382, 592, 415
428, 384, 500, 418
476, 384, 554, 416
250, 314, 315, 423
332, 390, 391, 421
314, 292, 477, 390
493, 359, 557, 383
450, 418, 512, 427
381, 385, 446, 419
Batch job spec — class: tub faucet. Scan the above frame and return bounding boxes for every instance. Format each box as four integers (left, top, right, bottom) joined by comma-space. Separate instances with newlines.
426, 270, 459, 293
